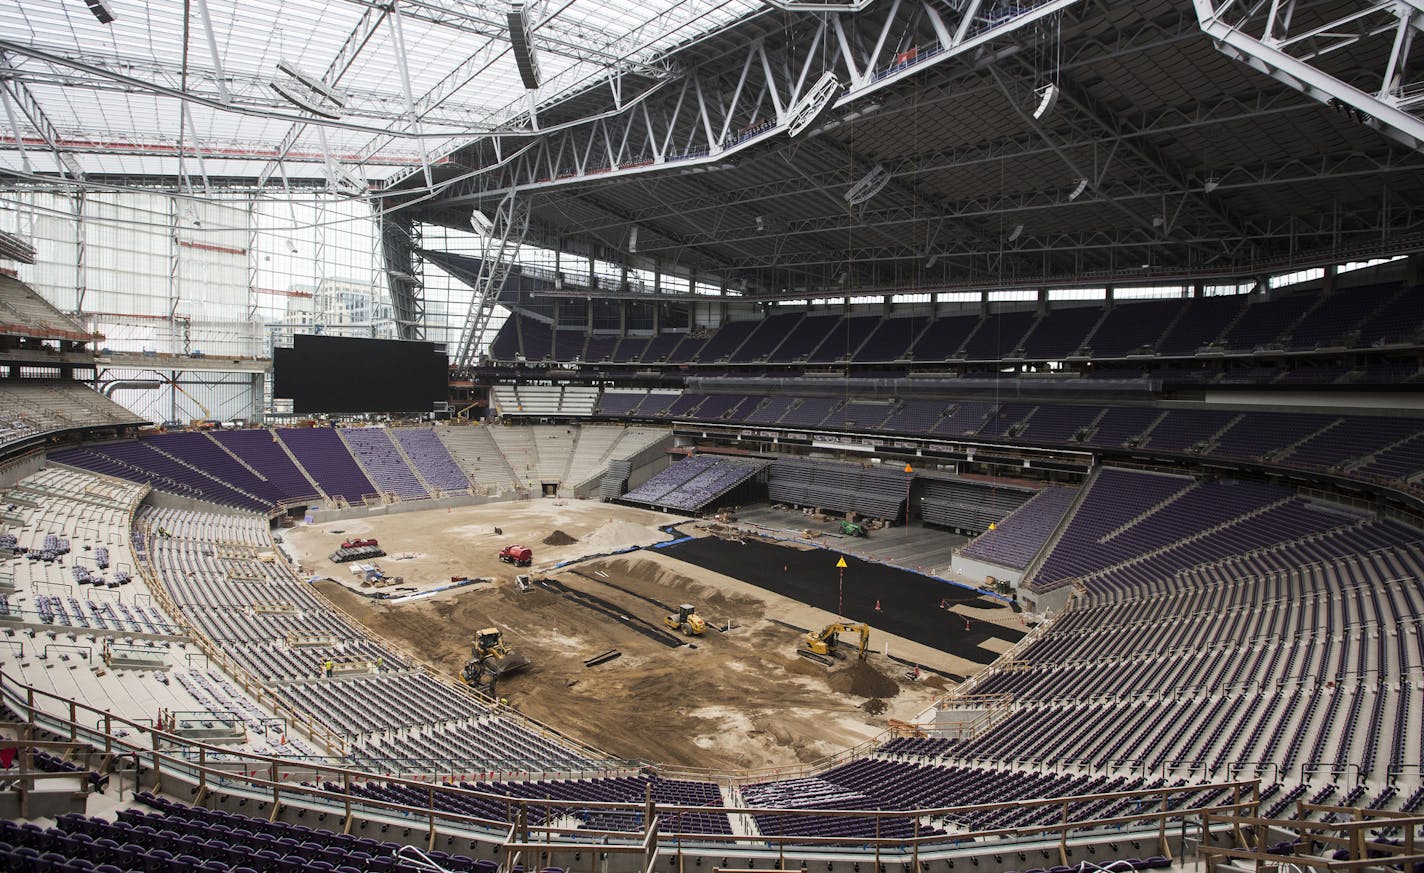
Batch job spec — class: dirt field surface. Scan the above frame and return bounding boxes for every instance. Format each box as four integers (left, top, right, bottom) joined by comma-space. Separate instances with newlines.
286, 499, 1023, 773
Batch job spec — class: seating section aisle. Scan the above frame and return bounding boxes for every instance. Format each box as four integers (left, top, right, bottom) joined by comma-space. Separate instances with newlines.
137, 504, 588, 771
1024, 468, 1420, 596
275, 427, 377, 505
209, 428, 322, 503
0, 468, 315, 759
49, 441, 270, 512
141, 431, 297, 507
391, 427, 472, 494
960, 530, 1424, 786
340, 427, 430, 500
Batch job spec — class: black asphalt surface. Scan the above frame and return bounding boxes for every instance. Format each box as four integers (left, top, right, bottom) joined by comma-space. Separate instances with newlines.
659, 537, 1024, 664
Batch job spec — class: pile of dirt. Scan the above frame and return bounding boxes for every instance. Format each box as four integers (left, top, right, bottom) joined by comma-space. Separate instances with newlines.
861, 698, 888, 716
828, 660, 899, 699
542, 530, 578, 546
582, 519, 666, 552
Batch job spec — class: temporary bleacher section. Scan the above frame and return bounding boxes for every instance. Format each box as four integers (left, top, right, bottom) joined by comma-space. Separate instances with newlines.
0, 381, 146, 452
561, 425, 668, 495
767, 457, 911, 520
918, 475, 1036, 533
619, 454, 768, 512
492, 384, 600, 417
135, 503, 598, 773
958, 485, 1078, 570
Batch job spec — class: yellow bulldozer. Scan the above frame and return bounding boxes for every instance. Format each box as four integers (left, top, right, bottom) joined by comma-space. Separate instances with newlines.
459, 627, 532, 693
664, 603, 707, 636
797, 622, 870, 665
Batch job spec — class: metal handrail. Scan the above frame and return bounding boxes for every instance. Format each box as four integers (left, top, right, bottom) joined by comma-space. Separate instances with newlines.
0, 662, 1264, 858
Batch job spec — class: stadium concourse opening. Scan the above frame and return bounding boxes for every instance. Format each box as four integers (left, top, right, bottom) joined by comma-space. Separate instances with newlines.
658, 536, 1024, 662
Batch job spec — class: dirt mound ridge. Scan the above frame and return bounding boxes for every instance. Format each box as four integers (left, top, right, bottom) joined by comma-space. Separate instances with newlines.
829, 660, 899, 698
542, 530, 578, 546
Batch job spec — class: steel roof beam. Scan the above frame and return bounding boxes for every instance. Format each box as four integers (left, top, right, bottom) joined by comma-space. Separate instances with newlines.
623, 148, 1424, 261
257, 4, 391, 187
1195, 0, 1424, 153
454, 191, 530, 368
433, 0, 1084, 200
0, 51, 83, 181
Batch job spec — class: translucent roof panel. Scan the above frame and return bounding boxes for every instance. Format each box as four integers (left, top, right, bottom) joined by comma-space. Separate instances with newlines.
0, 0, 766, 188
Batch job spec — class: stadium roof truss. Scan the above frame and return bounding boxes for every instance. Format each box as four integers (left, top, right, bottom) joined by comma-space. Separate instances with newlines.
393, 1, 1424, 315
5, 1, 1424, 355
0, 0, 767, 189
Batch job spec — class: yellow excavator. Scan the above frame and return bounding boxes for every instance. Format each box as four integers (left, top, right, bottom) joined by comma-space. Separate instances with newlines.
663, 603, 707, 636
459, 627, 532, 693
798, 622, 870, 665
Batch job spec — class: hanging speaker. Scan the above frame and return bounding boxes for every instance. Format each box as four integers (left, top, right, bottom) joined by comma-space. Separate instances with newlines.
508, 4, 543, 90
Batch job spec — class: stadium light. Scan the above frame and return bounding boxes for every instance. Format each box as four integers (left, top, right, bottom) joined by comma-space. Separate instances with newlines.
628, 225, 639, 253
470, 209, 495, 235
1203, 176, 1220, 193
1031, 83, 1058, 119
1068, 178, 1088, 201
1007, 224, 1024, 241
84, 0, 115, 24
508, 3, 543, 90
